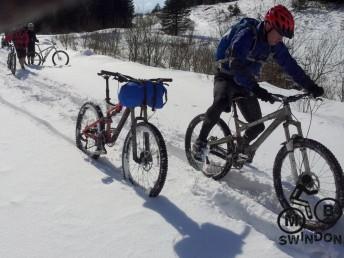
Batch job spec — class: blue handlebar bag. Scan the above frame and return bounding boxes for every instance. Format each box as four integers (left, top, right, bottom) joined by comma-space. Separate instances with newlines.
119, 81, 167, 110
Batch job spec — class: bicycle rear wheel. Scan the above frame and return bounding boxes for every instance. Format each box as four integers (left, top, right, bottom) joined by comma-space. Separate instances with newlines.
25, 52, 41, 65
185, 114, 232, 180
273, 138, 344, 231
52, 50, 69, 65
122, 122, 167, 197
75, 102, 104, 159
7, 53, 11, 68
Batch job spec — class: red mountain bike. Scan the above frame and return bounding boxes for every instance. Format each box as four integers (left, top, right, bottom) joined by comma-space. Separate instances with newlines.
75, 70, 172, 197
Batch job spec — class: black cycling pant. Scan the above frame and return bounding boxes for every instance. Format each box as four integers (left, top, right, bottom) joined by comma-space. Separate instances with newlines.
15, 47, 26, 59
27, 44, 35, 57
198, 73, 265, 143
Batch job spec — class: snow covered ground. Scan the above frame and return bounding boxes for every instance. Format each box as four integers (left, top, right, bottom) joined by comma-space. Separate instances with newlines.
1, 39, 344, 257
189, 0, 344, 39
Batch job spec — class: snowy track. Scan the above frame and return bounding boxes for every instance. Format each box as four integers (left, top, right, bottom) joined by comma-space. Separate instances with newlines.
1, 47, 343, 257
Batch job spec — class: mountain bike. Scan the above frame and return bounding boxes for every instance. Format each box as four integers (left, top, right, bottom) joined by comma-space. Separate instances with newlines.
7, 42, 16, 75
76, 70, 172, 197
26, 40, 69, 66
185, 93, 344, 231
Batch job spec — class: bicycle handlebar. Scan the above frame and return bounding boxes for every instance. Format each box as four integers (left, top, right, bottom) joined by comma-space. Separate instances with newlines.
271, 93, 320, 104
98, 70, 173, 83
36, 40, 56, 46
147, 78, 173, 82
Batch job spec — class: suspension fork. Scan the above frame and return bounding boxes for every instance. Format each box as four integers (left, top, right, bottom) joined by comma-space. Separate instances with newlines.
141, 107, 151, 155
283, 120, 311, 182
131, 107, 150, 164
130, 109, 141, 163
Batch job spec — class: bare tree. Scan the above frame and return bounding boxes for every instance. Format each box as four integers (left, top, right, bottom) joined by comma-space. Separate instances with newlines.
125, 24, 141, 62
213, 9, 233, 38
191, 41, 216, 74
300, 35, 344, 99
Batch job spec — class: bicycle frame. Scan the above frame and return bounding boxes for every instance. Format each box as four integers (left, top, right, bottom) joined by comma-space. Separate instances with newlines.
82, 75, 150, 164
7, 43, 16, 74
208, 100, 311, 181
82, 106, 149, 163
36, 43, 56, 63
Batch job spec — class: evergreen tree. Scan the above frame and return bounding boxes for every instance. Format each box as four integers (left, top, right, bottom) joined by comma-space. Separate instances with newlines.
37, 0, 134, 33
151, 4, 162, 14
121, 0, 135, 27
184, 0, 231, 7
160, 0, 193, 36
93, 0, 134, 28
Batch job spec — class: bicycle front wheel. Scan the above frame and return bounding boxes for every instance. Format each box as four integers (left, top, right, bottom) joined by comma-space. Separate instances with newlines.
10, 53, 16, 75
122, 122, 167, 197
185, 114, 232, 180
273, 138, 344, 231
52, 50, 69, 65
75, 102, 104, 159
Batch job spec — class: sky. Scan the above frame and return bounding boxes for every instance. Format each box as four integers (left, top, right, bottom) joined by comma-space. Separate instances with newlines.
133, 0, 165, 13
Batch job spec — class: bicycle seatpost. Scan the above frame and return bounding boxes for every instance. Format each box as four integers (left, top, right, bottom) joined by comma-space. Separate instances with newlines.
104, 75, 111, 105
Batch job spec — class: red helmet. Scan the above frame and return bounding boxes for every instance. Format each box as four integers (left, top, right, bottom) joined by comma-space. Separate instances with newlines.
264, 5, 294, 39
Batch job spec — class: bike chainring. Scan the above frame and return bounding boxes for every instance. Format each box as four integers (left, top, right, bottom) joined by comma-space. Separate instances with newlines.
230, 140, 246, 169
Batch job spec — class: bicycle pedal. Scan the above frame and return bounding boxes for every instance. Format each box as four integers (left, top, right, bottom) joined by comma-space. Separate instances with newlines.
237, 153, 249, 162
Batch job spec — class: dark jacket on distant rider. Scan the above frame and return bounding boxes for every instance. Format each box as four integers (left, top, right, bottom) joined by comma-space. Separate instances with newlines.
27, 30, 39, 56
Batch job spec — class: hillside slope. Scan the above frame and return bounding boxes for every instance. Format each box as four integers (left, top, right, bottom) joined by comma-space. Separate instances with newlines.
0, 45, 344, 257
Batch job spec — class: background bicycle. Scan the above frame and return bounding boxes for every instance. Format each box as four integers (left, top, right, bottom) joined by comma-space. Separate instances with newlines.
25, 40, 69, 66
76, 70, 172, 197
7, 42, 16, 75
185, 93, 344, 231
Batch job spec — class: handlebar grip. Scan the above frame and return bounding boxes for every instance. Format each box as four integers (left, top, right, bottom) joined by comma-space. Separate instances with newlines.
150, 78, 173, 82
98, 70, 129, 82
99, 70, 116, 76
97, 71, 172, 84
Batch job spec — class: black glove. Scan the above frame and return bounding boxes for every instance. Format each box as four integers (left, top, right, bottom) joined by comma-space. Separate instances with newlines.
252, 86, 275, 104
309, 84, 324, 98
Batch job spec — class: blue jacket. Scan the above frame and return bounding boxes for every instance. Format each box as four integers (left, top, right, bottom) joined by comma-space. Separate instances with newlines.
216, 19, 314, 91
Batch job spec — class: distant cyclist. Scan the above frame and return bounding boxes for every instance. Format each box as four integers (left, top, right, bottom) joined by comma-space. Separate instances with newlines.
26, 22, 39, 65
192, 5, 324, 164
1, 33, 9, 48
5, 27, 29, 69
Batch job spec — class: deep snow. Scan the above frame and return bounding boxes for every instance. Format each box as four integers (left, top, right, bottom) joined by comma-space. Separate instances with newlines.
1, 1, 344, 255
1, 35, 344, 258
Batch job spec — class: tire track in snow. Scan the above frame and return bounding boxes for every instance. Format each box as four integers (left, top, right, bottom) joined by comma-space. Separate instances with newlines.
1, 60, 287, 244
167, 137, 343, 257
0, 96, 74, 145
165, 139, 286, 241
1, 50, 342, 257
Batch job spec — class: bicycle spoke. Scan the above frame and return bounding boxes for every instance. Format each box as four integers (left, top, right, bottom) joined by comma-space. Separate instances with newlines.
76, 103, 104, 158
122, 122, 167, 197
274, 137, 343, 232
